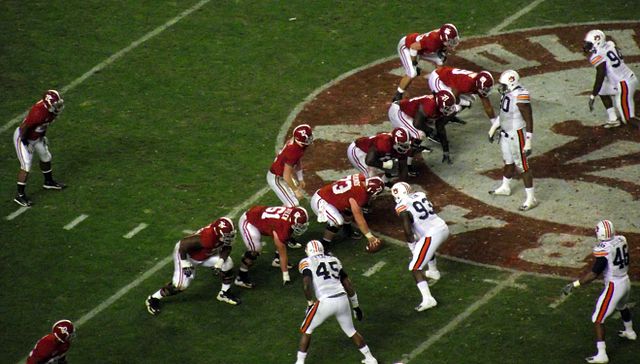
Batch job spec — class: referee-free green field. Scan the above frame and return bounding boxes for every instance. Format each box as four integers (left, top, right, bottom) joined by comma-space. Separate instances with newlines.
1, 1, 639, 363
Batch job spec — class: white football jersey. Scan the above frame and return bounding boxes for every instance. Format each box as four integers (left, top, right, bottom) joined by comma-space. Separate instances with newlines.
298, 254, 346, 300
499, 86, 530, 133
395, 192, 447, 239
593, 235, 630, 283
590, 41, 635, 84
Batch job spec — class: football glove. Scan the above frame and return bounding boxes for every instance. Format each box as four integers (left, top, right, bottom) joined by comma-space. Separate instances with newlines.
588, 95, 595, 112
488, 117, 501, 143
524, 133, 532, 156
352, 307, 363, 321
181, 260, 194, 277
416, 66, 422, 76
561, 283, 573, 296
282, 271, 291, 286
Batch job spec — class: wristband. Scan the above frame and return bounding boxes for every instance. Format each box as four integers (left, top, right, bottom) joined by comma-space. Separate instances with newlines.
283, 271, 290, 280
409, 48, 418, 57
589, 95, 595, 100
349, 293, 359, 307
572, 280, 580, 288
296, 170, 304, 181
365, 232, 374, 239
382, 160, 393, 169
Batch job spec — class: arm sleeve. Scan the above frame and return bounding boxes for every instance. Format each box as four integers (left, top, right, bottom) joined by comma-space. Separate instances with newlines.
591, 257, 607, 274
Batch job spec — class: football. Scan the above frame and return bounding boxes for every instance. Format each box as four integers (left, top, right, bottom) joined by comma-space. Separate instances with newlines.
365, 238, 383, 253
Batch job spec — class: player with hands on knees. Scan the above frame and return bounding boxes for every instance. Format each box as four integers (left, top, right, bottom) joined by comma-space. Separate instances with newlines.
295, 240, 378, 364
561, 220, 636, 364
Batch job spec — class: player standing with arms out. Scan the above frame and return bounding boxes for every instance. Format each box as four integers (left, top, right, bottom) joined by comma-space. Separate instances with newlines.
488, 70, 538, 211
295, 240, 378, 364
145, 217, 240, 315
267, 124, 313, 248
13, 90, 66, 207
234, 205, 309, 287
27, 319, 75, 364
562, 220, 636, 363
391, 182, 449, 311
310, 174, 384, 251
393, 23, 460, 102
583, 30, 640, 129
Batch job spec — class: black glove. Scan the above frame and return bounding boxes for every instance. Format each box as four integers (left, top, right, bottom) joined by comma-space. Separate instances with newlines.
442, 152, 452, 164
183, 266, 194, 278
588, 96, 595, 112
352, 307, 363, 321
437, 49, 448, 63
392, 91, 403, 102
416, 66, 422, 76
561, 283, 573, 296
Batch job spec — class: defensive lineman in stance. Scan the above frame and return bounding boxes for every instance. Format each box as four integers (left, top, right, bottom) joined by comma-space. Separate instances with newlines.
391, 182, 449, 311
488, 70, 538, 211
295, 240, 378, 364
562, 220, 636, 363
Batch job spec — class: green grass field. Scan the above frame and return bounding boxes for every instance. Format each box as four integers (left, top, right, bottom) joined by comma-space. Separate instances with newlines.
1, 1, 640, 363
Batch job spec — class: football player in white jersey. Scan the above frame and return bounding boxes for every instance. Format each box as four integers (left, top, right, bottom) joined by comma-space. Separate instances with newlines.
488, 70, 538, 211
561, 220, 636, 363
295, 240, 378, 364
391, 182, 450, 311
583, 29, 640, 129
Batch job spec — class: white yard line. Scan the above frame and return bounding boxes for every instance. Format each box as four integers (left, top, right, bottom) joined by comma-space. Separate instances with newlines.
63, 214, 89, 230
123, 223, 149, 239
397, 272, 523, 364
0, 0, 212, 135
182, 229, 196, 235
5, 206, 29, 221
488, 0, 546, 35
362, 261, 386, 277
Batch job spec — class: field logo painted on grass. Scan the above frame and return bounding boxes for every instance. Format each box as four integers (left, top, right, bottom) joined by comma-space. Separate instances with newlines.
291, 23, 640, 278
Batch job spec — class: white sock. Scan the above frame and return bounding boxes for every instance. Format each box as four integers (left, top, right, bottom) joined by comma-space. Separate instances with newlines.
296, 351, 307, 363
502, 176, 512, 189
427, 258, 437, 272
596, 341, 606, 356
624, 320, 634, 331
240, 266, 248, 272
525, 187, 535, 201
152, 289, 163, 300
606, 107, 617, 122
407, 156, 414, 165
221, 283, 231, 292
397, 87, 405, 93
417, 281, 432, 300
359, 345, 374, 360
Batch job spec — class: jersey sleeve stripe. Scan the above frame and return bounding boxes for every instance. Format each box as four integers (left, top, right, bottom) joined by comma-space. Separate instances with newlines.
592, 252, 608, 257
516, 95, 530, 100
395, 205, 407, 214
298, 261, 309, 271
590, 56, 603, 65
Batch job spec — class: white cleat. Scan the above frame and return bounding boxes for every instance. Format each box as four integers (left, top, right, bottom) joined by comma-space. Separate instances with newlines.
361, 358, 378, 364
519, 199, 539, 211
602, 120, 621, 128
424, 270, 441, 281
618, 330, 637, 340
585, 353, 609, 363
415, 297, 438, 312
489, 186, 511, 196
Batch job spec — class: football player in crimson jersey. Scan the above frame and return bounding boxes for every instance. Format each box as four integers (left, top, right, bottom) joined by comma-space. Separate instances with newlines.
13, 90, 66, 207
393, 23, 460, 102
27, 319, 75, 364
235, 206, 309, 287
309, 174, 385, 251
346, 128, 411, 184
145, 217, 240, 315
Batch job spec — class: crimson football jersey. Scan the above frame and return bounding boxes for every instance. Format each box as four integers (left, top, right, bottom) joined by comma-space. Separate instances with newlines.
245, 205, 295, 242
27, 334, 70, 364
269, 139, 306, 176
399, 94, 441, 119
404, 30, 443, 55
21, 101, 58, 140
436, 66, 479, 94
189, 222, 226, 261
318, 174, 369, 212
354, 133, 407, 159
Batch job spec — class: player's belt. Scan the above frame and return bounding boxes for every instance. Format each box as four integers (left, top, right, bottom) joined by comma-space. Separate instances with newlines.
327, 292, 347, 298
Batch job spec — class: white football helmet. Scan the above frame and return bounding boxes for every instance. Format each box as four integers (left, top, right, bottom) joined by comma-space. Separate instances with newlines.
305, 240, 324, 257
595, 220, 615, 241
391, 182, 412, 203
583, 29, 605, 53
498, 70, 520, 94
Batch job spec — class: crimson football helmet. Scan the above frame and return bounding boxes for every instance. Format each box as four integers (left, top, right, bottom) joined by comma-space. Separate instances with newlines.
290, 206, 309, 236
305, 240, 324, 257
293, 124, 314, 146
365, 176, 385, 197
435, 90, 457, 116
475, 71, 494, 97
439, 23, 460, 48
52, 319, 75, 343
213, 217, 236, 245
392, 127, 411, 154
595, 220, 615, 241
583, 29, 605, 53
42, 90, 64, 114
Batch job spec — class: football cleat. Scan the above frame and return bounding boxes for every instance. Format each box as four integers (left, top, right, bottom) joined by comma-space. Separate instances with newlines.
361, 358, 379, 364
217, 290, 240, 305
408, 165, 419, 177
519, 199, 539, 211
145, 296, 161, 316
234, 276, 255, 289
618, 330, 637, 340
585, 353, 609, 363
602, 120, 621, 128
43, 180, 66, 190
287, 241, 303, 249
271, 258, 293, 269
449, 116, 467, 125
489, 186, 511, 196
350, 229, 363, 240
415, 297, 438, 312
424, 270, 441, 281
13, 194, 33, 207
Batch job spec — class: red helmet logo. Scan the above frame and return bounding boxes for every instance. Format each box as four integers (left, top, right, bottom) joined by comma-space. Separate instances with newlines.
42, 90, 64, 114
293, 124, 314, 146
52, 319, 75, 343
439, 23, 459, 48
475, 71, 494, 97
214, 217, 236, 245
435, 90, 457, 116
392, 127, 411, 154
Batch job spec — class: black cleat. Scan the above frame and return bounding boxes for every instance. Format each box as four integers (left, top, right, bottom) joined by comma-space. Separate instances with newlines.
392, 91, 404, 102
43, 180, 66, 190
145, 296, 161, 315
217, 290, 241, 305
13, 194, 32, 207
450, 116, 467, 125
408, 165, 419, 177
